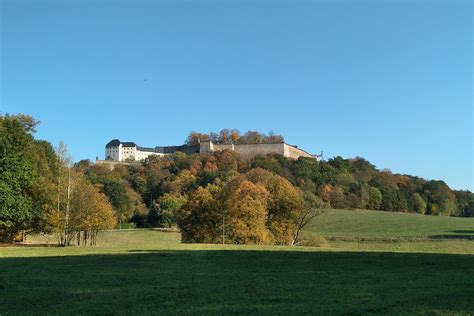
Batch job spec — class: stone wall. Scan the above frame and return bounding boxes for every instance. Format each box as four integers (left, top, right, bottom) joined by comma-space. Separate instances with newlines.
284, 144, 316, 159
96, 160, 140, 170
232, 143, 285, 159
200, 140, 314, 160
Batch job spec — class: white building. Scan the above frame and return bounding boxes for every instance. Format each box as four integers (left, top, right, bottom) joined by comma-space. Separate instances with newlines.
105, 139, 165, 162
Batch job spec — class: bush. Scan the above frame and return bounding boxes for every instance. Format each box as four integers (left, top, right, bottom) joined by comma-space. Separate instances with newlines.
299, 235, 329, 247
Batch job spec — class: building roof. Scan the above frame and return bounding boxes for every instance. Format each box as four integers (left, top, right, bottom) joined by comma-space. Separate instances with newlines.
122, 142, 136, 147
106, 139, 121, 148
106, 139, 137, 148
137, 146, 156, 153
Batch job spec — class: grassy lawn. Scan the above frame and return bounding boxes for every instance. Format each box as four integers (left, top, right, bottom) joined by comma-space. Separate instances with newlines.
1, 210, 473, 314
307, 209, 474, 239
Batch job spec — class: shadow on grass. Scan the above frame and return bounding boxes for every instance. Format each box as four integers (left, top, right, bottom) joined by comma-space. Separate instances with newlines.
0, 243, 59, 248
450, 230, 474, 234
428, 230, 474, 240
0, 250, 473, 315
429, 234, 474, 240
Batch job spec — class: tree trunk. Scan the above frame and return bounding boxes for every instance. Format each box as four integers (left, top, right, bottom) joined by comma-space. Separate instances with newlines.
57, 175, 61, 245
65, 167, 71, 246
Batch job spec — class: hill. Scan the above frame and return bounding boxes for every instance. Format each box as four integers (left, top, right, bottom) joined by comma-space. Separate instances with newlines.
307, 209, 474, 239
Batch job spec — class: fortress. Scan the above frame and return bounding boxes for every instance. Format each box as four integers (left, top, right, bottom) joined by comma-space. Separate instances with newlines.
104, 139, 316, 162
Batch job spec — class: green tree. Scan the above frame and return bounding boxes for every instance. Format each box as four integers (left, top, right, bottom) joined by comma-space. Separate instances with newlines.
147, 202, 163, 228
292, 192, 328, 245
367, 186, 383, 210
410, 192, 427, 214
0, 117, 35, 242
102, 180, 132, 223
158, 193, 187, 227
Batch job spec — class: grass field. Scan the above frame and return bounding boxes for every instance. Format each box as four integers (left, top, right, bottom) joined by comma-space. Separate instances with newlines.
1, 210, 473, 314
308, 209, 474, 239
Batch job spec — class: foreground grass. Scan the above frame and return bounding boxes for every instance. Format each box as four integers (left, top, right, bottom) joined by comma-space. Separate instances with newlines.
1, 210, 473, 314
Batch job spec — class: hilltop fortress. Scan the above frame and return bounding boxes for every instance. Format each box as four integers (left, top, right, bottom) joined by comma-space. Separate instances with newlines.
104, 139, 316, 162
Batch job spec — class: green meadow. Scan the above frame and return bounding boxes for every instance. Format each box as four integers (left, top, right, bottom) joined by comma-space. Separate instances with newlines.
1, 210, 473, 315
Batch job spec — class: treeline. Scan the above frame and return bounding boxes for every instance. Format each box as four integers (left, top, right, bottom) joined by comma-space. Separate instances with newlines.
79, 140, 473, 244
248, 154, 473, 217
185, 129, 284, 145
0, 115, 116, 244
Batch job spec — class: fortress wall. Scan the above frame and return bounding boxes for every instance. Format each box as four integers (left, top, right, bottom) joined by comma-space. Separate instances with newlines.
209, 142, 314, 160
285, 144, 315, 159
199, 141, 214, 153
231, 143, 285, 159
96, 160, 139, 170
213, 144, 234, 151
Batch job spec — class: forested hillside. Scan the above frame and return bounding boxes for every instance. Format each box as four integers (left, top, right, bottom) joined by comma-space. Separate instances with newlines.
80, 129, 474, 234
1, 115, 473, 245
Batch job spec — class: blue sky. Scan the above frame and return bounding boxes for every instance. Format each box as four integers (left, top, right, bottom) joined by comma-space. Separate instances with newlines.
1, 0, 472, 190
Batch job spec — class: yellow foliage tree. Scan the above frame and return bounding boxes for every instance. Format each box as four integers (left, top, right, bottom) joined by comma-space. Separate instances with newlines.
180, 186, 221, 243
226, 180, 271, 244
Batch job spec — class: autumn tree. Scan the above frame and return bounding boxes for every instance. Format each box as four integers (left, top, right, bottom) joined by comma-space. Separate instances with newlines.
69, 173, 116, 245
185, 132, 210, 146
225, 179, 271, 244
49, 165, 116, 246
245, 168, 305, 245
179, 186, 221, 243
266, 177, 305, 245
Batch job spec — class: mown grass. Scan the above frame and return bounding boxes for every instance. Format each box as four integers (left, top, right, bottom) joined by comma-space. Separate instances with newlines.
0, 210, 473, 314
307, 209, 474, 239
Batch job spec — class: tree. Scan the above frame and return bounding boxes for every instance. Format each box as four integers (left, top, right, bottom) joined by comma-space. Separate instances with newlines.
102, 180, 132, 223
291, 192, 328, 245
264, 130, 284, 143
158, 193, 187, 227
245, 169, 304, 245
185, 132, 210, 146
329, 187, 345, 209
4, 113, 40, 134
225, 180, 271, 244
455, 190, 474, 217
266, 177, 305, 245
28, 140, 60, 236
68, 173, 116, 245
218, 129, 232, 144
214, 149, 238, 171
167, 170, 198, 195
0, 117, 35, 242
179, 186, 221, 243
147, 201, 163, 228
410, 192, 427, 214
367, 186, 383, 210
423, 180, 456, 215
49, 168, 116, 246
240, 131, 264, 144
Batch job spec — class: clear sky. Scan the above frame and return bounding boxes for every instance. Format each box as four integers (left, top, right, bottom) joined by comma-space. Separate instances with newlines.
1, 0, 472, 191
